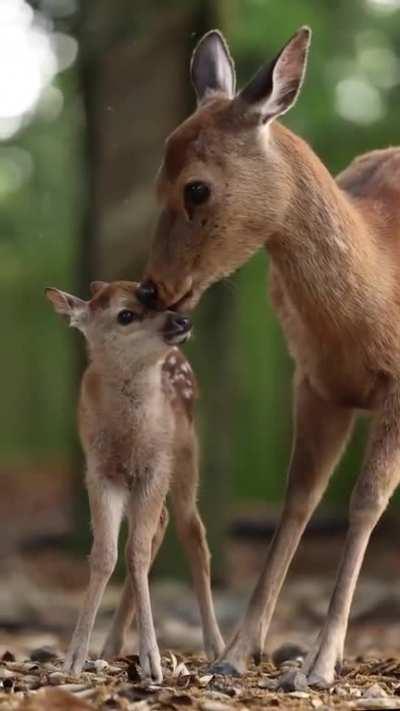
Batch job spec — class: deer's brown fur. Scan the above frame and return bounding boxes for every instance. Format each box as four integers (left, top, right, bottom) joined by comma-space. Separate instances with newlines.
46, 281, 223, 680
139, 27, 400, 686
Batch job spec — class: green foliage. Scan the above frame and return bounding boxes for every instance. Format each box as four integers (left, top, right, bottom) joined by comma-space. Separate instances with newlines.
0, 74, 82, 465
2, 0, 400, 517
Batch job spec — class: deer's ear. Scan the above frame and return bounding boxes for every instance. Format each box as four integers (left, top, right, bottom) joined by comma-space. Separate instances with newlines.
191, 30, 236, 103
45, 288, 88, 328
90, 280, 108, 295
238, 27, 311, 124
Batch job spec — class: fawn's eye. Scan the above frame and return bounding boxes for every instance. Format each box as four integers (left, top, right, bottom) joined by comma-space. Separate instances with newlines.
184, 181, 210, 208
117, 309, 138, 325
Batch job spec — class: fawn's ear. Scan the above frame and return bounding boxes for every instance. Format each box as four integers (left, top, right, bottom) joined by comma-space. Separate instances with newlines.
90, 280, 108, 295
238, 26, 311, 124
191, 30, 236, 103
45, 288, 88, 329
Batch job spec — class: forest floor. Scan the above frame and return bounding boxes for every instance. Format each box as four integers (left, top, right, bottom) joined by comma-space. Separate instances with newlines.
2, 520, 400, 709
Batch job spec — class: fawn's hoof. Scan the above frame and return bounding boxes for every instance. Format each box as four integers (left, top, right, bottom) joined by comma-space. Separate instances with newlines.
209, 661, 241, 677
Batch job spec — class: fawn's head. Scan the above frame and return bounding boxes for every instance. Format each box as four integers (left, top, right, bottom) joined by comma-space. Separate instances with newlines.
46, 281, 191, 366
138, 27, 311, 311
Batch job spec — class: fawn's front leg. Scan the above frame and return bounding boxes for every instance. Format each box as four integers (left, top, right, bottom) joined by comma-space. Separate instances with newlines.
302, 386, 400, 687
212, 376, 354, 676
171, 432, 224, 661
64, 478, 125, 674
126, 471, 169, 682
101, 505, 169, 660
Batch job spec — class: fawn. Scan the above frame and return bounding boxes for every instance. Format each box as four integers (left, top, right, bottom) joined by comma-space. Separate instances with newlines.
135, 27, 400, 687
45, 280, 224, 681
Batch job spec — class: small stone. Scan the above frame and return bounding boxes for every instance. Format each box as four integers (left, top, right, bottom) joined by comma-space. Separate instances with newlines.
48, 671, 67, 686
334, 686, 350, 697
278, 670, 309, 692
272, 643, 307, 668
20, 675, 40, 689
199, 675, 214, 686
83, 658, 108, 673
363, 683, 388, 699
258, 677, 279, 690
288, 691, 310, 699
30, 646, 58, 663
82, 660, 96, 672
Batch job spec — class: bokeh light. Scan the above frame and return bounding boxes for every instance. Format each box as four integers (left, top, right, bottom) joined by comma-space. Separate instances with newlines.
335, 77, 385, 124
0, 0, 78, 140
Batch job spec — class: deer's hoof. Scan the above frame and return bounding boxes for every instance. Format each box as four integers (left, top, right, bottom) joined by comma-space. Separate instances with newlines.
307, 672, 333, 690
209, 661, 241, 677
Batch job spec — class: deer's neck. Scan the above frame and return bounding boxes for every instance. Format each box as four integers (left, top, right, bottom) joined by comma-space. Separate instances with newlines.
266, 124, 375, 327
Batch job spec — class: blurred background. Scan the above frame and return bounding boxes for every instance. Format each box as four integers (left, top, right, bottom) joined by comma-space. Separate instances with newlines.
2, 0, 400, 662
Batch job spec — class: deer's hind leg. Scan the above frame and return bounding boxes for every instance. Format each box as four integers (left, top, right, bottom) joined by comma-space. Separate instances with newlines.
102, 505, 169, 660
212, 375, 354, 676
170, 424, 224, 661
303, 387, 400, 688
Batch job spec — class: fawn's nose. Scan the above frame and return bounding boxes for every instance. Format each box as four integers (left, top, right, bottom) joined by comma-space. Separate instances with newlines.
168, 314, 191, 334
136, 280, 158, 308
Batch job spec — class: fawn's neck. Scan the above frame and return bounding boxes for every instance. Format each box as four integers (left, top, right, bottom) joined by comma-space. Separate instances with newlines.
89, 350, 164, 403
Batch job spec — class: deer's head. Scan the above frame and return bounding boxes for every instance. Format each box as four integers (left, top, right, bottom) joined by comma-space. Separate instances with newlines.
138, 27, 311, 311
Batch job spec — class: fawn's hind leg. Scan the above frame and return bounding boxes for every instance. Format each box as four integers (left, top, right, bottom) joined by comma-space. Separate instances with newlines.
102, 506, 169, 659
170, 426, 225, 661
64, 478, 125, 674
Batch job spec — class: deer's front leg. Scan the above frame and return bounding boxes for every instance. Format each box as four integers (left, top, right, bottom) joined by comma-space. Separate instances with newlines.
126, 473, 169, 683
303, 387, 400, 688
64, 478, 125, 674
212, 376, 353, 676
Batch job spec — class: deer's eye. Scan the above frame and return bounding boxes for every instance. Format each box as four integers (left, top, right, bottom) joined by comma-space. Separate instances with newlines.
117, 309, 138, 325
184, 181, 210, 208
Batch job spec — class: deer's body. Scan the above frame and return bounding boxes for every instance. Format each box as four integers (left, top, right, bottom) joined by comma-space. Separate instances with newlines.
269, 128, 400, 411
46, 282, 223, 681
136, 27, 400, 687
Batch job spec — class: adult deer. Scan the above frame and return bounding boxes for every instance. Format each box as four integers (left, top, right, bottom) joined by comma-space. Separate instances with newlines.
136, 27, 400, 687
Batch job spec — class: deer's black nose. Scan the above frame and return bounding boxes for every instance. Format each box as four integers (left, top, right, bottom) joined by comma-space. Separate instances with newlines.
136, 280, 158, 308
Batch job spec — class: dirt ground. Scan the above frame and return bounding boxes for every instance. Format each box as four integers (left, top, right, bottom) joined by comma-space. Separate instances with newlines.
2, 526, 400, 710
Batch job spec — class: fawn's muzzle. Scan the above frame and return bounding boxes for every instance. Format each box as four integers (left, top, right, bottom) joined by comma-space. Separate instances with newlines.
163, 313, 192, 345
